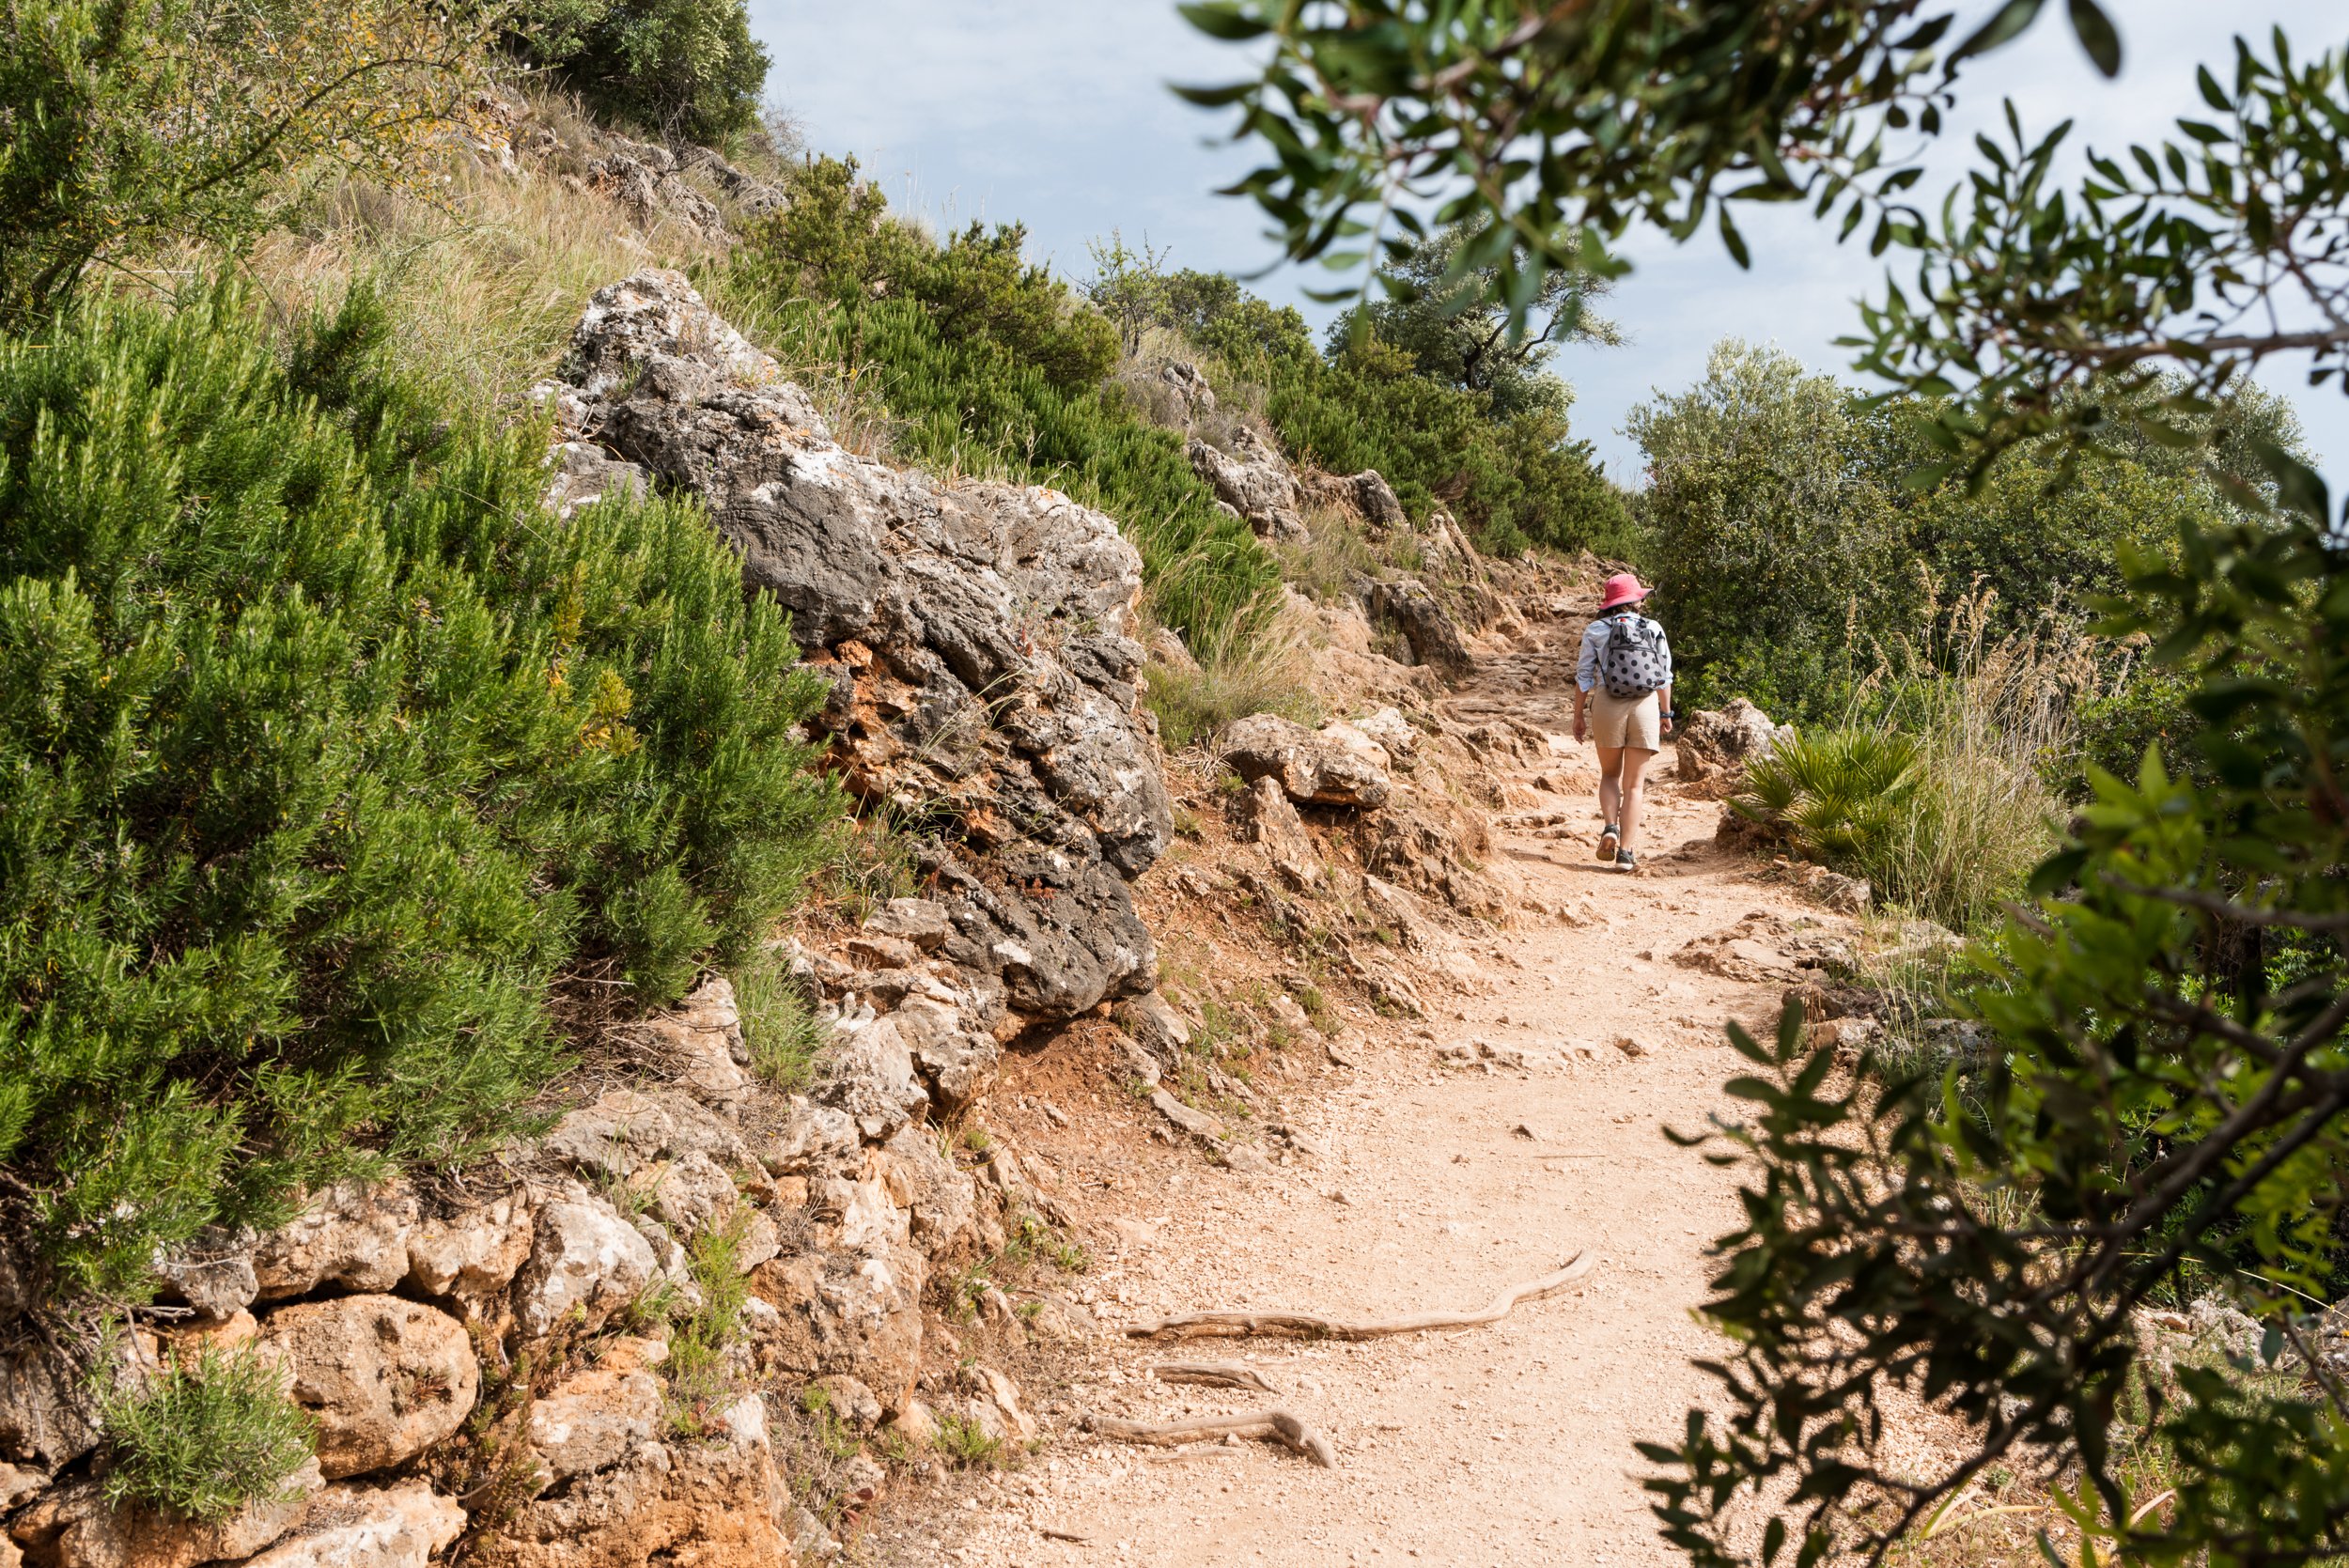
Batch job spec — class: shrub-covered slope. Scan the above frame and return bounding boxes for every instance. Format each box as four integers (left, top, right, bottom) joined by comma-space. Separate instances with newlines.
0, 287, 841, 1299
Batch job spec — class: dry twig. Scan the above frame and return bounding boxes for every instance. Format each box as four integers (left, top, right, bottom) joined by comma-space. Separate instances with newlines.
1153, 1361, 1279, 1391
1124, 1251, 1595, 1340
1081, 1408, 1338, 1468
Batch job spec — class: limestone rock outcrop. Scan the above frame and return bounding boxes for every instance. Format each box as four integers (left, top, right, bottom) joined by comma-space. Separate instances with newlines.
1185, 427, 1306, 542
9, 1461, 321, 1568
1220, 714, 1392, 809
549, 271, 1168, 1028
237, 1482, 465, 1568
1369, 579, 1474, 674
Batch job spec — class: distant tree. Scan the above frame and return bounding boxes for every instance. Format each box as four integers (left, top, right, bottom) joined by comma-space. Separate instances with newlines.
511, 0, 770, 147
0, 0, 490, 328
1330, 219, 1618, 422
1627, 341, 1904, 717
1083, 230, 1174, 356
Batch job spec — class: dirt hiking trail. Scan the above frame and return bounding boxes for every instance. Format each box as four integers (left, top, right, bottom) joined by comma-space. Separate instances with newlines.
907, 620, 1828, 1568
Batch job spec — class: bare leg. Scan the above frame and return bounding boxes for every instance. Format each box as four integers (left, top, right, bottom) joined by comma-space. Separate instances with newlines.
1618, 747, 1657, 854
1595, 744, 1624, 830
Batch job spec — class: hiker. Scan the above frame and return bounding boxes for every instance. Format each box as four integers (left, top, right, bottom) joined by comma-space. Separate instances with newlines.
1571, 572, 1674, 874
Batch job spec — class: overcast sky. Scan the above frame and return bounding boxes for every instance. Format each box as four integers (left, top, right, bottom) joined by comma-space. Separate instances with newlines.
752, 0, 2346, 485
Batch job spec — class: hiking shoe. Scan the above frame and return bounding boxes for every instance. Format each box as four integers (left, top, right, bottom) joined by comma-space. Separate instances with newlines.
1616, 850, 1638, 875
1596, 823, 1620, 861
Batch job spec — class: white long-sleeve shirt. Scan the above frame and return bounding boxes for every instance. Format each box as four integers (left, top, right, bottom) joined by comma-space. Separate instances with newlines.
1576, 611, 1672, 694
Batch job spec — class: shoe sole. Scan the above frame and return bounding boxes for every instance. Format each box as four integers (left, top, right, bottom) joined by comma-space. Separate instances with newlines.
1616, 858, 1637, 874
1596, 828, 1620, 861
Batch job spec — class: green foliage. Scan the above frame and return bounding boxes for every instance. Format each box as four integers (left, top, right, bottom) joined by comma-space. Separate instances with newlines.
0, 0, 487, 327
934, 1411, 1005, 1469
1734, 730, 1921, 859
1327, 218, 1618, 422
1086, 245, 1633, 559
1193, 7, 2349, 1560
1657, 506, 2349, 1564
510, 0, 769, 147
98, 1344, 317, 1523
1176, 1, 2126, 421
738, 156, 1118, 393
1629, 341, 2304, 722
661, 1208, 754, 1432
1627, 341, 1903, 717
722, 159, 1276, 652
1268, 337, 1633, 559
737, 954, 826, 1092
0, 284, 842, 1300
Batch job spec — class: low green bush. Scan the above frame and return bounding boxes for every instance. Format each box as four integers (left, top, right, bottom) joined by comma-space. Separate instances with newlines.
1733, 629, 2075, 931
737, 955, 826, 1092
1734, 730, 1922, 860
0, 284, 843, 1300
98, 1344, 317, 1522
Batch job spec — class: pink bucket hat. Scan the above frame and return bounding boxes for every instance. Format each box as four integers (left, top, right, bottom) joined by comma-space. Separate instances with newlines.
1597, 572, 1650, 611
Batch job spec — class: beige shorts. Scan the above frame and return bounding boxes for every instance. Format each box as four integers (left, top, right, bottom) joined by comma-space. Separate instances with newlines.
1589, 690, 1661, 751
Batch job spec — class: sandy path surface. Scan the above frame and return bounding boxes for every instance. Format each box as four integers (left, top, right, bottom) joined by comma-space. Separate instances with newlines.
890, 634, 1817, 1568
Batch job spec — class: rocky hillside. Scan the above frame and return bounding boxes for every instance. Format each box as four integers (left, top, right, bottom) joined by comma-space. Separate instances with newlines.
0, 266, 1595, 1568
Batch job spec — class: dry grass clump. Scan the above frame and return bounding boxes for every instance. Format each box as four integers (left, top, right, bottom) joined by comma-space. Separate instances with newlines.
1143, 600, 1323, 752
242, 83, 733, 422
1739, 585, 2098, 931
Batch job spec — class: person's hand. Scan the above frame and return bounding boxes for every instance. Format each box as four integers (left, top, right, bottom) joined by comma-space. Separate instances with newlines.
1572, 714, 1587, 744
1660, 713, 1674, 738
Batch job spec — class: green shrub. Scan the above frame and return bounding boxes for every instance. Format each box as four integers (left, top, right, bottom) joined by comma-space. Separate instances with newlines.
934, 1411, 1004, 1469
660, 1209, 754, 1433
98, 1345, 317, 1522
1734, 625, 2077, 930
509, 0, 769, 147
0, 284, 844, 1299
718, 161, 1280, 656
1735, 730, 1921, 860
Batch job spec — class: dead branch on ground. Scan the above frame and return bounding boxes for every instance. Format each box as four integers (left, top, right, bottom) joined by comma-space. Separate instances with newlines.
1122, 1250, 1595, 1341
1081, 1408, 1338, 1468
1153, 1361, 1278, 1391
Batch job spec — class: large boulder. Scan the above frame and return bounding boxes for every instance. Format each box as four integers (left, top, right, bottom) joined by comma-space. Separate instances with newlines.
1220, 714, 1392, 809
1185, 427, 1306, 542
553, 271, 1168, 1024
469, 1397, 789, 1568
626, 976, 749, 1118
256, 1297, 477, 1480
743, 1179, 924, 1409
0, 1341, 104, 1470
403, 1193, 535, 1305
8, 1462, 320, 1568
1368, 579, 1473, 674
152, 1228, 259, 1322
1237, 775, 1321, 891
525, 1366, 662, 1480
251, 1181, 418, 1301
1677, 697, 1786, 792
